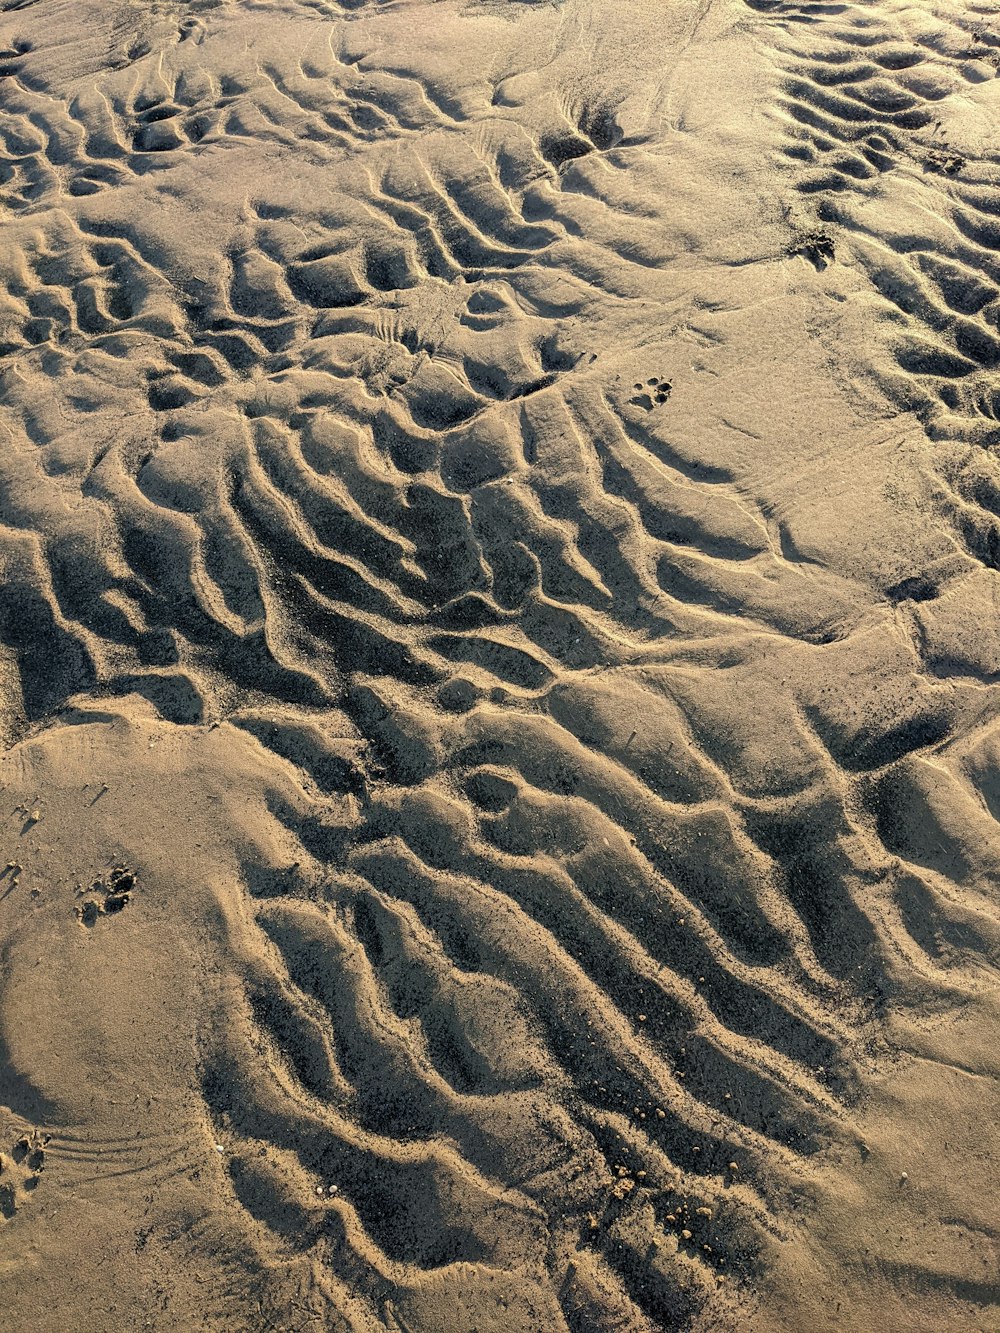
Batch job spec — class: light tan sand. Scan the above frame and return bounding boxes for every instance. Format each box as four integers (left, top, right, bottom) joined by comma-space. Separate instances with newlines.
0, 0, 997, 1329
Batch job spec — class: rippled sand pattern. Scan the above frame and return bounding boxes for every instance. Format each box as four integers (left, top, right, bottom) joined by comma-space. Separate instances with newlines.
0, 1, 997, 1330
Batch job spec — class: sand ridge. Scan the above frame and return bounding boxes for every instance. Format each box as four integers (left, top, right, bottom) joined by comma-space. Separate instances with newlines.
0, 0, 997, 1329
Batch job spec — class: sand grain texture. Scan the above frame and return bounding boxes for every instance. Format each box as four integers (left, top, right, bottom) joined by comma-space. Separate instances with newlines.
0, 0, 997, 1329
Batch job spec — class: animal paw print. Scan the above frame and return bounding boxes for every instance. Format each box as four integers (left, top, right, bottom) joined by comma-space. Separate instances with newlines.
925, 148, 964, 177
629, 377, 672, 411
0, 1131, 49, 1219
789, 230, 835, 271
75, 864, 136, 926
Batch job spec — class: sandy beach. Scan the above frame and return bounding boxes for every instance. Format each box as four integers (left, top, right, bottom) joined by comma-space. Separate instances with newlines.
0, 1, 997, 1328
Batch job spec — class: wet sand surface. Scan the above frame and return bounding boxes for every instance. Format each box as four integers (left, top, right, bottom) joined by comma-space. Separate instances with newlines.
0, 1, 997, 1329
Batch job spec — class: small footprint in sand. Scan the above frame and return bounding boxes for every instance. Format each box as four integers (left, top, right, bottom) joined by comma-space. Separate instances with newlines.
629, 377, 672, 411
75, 864, 136, 926
789, 229, 835, 271
0, 1131, 49, 1220
925, 148, 964, 177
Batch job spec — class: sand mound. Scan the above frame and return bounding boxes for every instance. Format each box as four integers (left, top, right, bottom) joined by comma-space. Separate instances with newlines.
0, 1, 996, 1329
